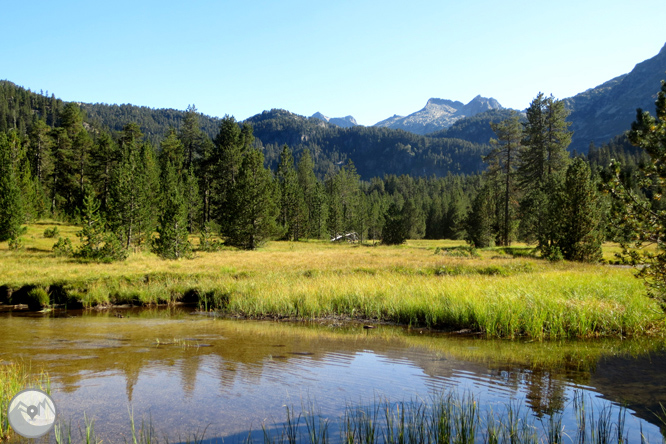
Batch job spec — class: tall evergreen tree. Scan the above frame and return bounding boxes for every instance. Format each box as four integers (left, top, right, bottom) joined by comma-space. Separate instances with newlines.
49, 127, 76, 216
107, 123, 157, 250
465, 183, 496, 248
89, 132, 118, 214
297, 148, 320, 238
557, 158, 603, 261
153, 132, 191, 259
75, 188, 128, 262
225, 148, 279, 249
0, 132, 24, 242
212, 116, 245, 235
606, 79, 666, 310
488, 112, 521, 246
277, 145, 306, 240
382, 202, 409, 245
28, 118, 52, 185
179, 104, 201, 171
518, 93, 572, 253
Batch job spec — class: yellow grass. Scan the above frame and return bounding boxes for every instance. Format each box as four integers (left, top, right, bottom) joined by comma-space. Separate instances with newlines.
0, 222, 664, 339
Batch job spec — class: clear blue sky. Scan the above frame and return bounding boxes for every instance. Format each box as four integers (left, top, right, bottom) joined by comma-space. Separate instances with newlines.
2, 0, 665, 126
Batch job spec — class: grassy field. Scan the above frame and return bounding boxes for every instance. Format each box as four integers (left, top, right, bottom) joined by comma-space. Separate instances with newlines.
0, 221, 664, 339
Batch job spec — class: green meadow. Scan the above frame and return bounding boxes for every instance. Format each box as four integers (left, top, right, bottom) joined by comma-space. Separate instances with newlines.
1, 221, 663, 340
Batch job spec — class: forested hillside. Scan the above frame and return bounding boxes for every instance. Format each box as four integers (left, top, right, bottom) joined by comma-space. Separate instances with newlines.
0, 77, 657, 261
249, 109, 491, 179
0, 81, 494, 180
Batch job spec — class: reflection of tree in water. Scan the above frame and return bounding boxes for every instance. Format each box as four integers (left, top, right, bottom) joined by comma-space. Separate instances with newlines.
491, 366, 567, 417
179, 354, 202, 398
524, 368, 566, 417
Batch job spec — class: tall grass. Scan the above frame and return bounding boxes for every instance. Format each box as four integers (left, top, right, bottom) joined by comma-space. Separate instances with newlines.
0, 361, 50, 441
1, 224, 664, 339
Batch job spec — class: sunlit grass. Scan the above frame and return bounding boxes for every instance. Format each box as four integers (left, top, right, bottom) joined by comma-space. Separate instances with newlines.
1, 222, 664, 339
0, 362, 50, 441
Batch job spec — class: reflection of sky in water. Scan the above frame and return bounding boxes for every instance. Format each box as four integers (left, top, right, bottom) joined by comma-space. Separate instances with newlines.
1, 314, 664, 443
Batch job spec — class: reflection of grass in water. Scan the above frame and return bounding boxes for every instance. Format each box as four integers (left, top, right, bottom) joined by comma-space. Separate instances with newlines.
216, 319, 666, 374
0, 362, 50, 441
2, 225, 664, 339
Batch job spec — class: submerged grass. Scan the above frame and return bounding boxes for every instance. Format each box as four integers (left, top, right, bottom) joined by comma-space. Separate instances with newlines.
1, 223, 664, 339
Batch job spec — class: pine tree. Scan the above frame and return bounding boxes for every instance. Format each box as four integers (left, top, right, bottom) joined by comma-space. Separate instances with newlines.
225, 148, 279, 249
557, 158, 603, 261
49, 127, 76, 216
179, 105, 201, 171
465, 184, 496, 248
153, 134, 192, 259
89, 132, 118, 214
277, 145, 306, 240
73, 128, 92, 207
382, 202, 409, 245
489, 112, 521, 246
75, 188, 128, 262
212, 116, 245, 236
179, 105, 203, 232
198, 136, 215, 225
518, 94, 572, 253
606, 79, 666, 310
107, 123, 157, 250
297, 148, 318, 237
28, 118, 52, 185
0, 132, 24, 242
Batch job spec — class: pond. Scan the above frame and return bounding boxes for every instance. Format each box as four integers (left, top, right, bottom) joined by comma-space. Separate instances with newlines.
1, 308, 665, 443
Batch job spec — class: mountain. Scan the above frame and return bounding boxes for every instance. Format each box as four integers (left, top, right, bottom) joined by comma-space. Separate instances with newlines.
428, 109, 522, 145
564, 43, 666, 152
374, 96, 503, 135
247, 109, 491, 179
311, 112, 358, 128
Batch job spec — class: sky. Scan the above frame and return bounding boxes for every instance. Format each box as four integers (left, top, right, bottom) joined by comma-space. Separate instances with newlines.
2, 0, 666, 126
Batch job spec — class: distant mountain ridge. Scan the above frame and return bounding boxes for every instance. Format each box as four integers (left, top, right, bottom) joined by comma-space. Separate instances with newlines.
311, 112, 358, 128
565, 42, 666, 152
373, 95, 503, 135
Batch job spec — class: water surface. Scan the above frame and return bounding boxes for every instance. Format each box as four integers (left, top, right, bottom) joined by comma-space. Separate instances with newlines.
1, 308, 664, 443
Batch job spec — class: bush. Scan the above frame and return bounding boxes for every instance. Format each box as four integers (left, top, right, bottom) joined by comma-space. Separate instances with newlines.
52, 237, 73, 257
43, 226, 60, 238
8, 237, 23, 250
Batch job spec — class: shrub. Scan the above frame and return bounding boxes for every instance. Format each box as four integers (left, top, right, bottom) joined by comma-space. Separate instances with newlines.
52, 237, 73, 257
8, 237, 23, 250
43, 226, 60, 238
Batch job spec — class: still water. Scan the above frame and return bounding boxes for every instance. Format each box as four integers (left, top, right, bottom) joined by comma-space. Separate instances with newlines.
1, 308, 665, 443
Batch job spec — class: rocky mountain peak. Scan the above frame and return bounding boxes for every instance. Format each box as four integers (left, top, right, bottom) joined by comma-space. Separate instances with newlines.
373, 95, 503, 135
